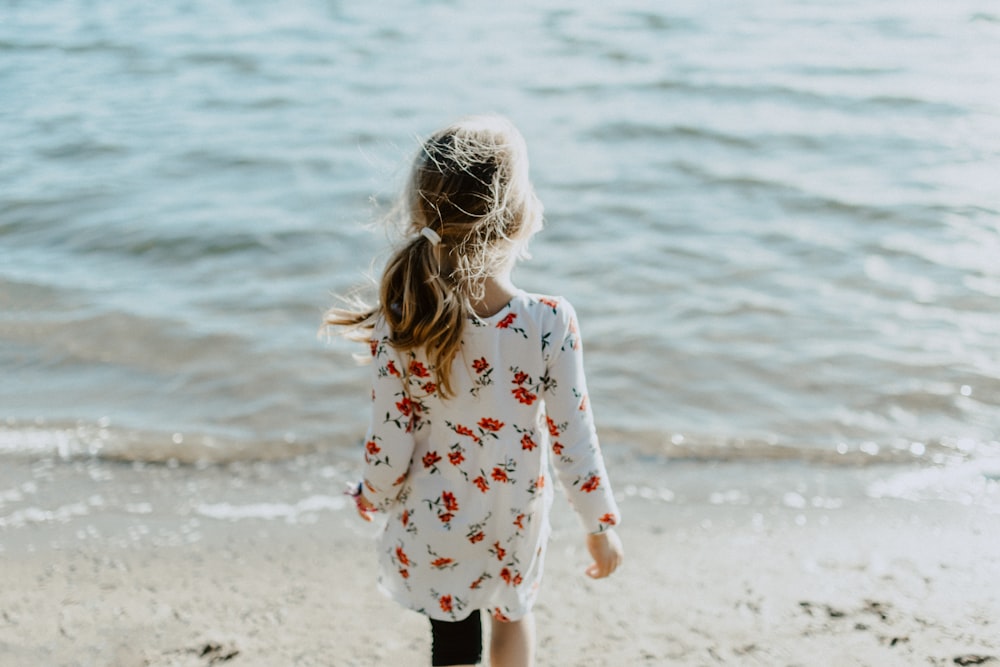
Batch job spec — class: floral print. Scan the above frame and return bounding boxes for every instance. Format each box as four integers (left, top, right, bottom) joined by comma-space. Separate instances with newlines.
361, 292, 620, 622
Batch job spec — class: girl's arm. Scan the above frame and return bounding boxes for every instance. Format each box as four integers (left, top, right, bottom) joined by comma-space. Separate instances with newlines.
359, 331, 417, 512
543, 299, 621, 535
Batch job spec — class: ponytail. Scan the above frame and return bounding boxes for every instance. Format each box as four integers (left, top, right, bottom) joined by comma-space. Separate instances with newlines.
379, 233, 465, 398
324, 229, 467, 398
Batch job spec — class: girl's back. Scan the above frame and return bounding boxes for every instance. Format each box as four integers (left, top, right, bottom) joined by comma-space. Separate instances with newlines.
364, 290, 616, 621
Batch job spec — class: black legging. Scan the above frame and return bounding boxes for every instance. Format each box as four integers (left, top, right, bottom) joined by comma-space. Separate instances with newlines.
430, 610, 483, 666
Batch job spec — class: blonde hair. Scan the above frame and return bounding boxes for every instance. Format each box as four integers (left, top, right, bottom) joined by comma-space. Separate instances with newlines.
325, 115, 543, 397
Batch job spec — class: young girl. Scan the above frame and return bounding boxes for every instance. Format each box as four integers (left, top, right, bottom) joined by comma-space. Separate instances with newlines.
327, 115, 623, 667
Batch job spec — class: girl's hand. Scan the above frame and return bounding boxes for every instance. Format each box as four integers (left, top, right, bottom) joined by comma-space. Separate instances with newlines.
355, 492, 377, 522
346, 482, 377, 522
585, 529, 624, 579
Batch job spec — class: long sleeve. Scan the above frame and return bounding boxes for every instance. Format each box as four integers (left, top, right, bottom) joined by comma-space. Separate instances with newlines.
361, 330, 417, 511
543, 300, 621, 534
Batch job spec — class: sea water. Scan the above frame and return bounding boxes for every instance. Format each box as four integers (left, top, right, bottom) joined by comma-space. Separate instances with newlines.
1, 1, 999, 517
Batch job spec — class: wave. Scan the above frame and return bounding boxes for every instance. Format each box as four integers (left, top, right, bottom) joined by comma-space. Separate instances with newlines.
586, 122, 756, 149
0, 421, 314, 465
971, 13, 1000, 24
0, 39, 139, 57
1, 220, 330, 264
37, 139, 129, 160
0, 275, 81, 306
71, 228, 291, 262
1, 420, 995, 468
668, 160, 933, 224
627, 434, 978, 466
0, 190, 111, 234
200, 95, 296, 111
867, 457, 1000, 513
645, 79, 965, 115
178, 50, 262, 75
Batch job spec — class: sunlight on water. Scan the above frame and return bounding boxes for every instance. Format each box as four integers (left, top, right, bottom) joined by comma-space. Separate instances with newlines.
1, 0, 997, 465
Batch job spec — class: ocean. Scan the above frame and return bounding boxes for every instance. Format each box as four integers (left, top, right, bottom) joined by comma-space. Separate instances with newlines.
2, 0, 999, 520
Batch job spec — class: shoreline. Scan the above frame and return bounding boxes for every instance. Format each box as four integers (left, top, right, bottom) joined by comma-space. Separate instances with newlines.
1, 458, 998, 666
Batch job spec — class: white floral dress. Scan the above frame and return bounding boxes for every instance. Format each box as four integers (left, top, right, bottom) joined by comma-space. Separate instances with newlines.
360, 291, 620, 622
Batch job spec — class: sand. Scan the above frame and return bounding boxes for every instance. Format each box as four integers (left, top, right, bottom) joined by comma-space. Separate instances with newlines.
1, 459, 999, 666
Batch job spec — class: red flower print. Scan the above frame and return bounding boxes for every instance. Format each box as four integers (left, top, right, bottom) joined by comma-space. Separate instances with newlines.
365, 440, 380, 455
369, 339, 378, 357
512, 387, 537, 405
513, 573, 523, 586
439, 595, 453, 613
496, 313, 517, 329
399, 568, 409, 579
546, 416, 560, 437
396, 397, 413, 416
469, 531, 485, 544
478, 417, 504, 432
536, 475, 545, 489
455, 424, 480, 442
581, 474, 601, 493
578, 394, 588, 411
491, 467, 508, 483
431, 557, 454, 568
493, 608, 511, 622
473, 476, 490, 493
364, 479, 377, 494
392, 473, 407, 486
500, 567, 512, 584
552, 442, 564, 455
520, 434, 537, 451
442, 491, 459, 512
539, 297, 558, 310
448, 451, 465, 466
422, 381, 437, 394
423, 451, 441, 468
513, 370, 529, 385
395, 546, 410, 567
386, 360, 399, 376
470, 575, 485, 590
472, 357, 490, 374
401, 510, 409, 527
513, 514, 525, 530
409, 360, 430, 378
599, 513, 617, 526
493, 541, 506, 561
439, 512, 454, 523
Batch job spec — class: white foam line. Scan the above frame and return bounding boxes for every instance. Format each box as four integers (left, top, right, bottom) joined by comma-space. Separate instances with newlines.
0, 502, 91, 528
867, 458, 1000, 512
195, 494, 349, 523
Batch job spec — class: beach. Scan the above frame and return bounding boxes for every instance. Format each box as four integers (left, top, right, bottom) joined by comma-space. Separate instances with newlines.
3, 1, 999, 664
2, 455, 998, 667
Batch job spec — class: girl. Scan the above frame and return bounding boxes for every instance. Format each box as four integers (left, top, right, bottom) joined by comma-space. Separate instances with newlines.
327, 115, 623, 667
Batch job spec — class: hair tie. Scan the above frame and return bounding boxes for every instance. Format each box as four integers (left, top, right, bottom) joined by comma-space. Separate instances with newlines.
420, 227, 442, 246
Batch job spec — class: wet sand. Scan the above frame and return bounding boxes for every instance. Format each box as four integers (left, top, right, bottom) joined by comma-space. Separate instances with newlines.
1, 459, 998, 666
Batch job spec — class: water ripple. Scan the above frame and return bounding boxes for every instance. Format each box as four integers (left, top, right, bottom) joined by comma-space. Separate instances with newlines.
1, 0, 997, 463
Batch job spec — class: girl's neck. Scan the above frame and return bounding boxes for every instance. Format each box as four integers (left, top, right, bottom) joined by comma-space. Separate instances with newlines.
472, 274, 519, 318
